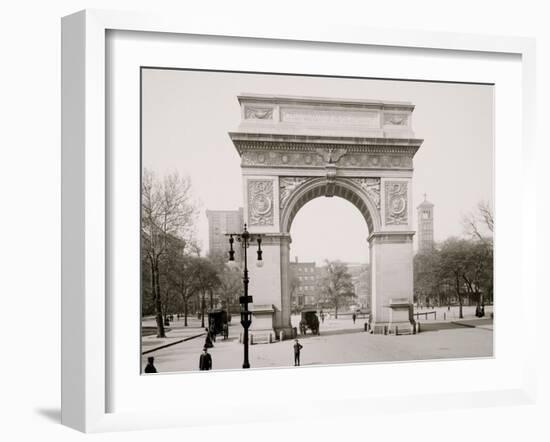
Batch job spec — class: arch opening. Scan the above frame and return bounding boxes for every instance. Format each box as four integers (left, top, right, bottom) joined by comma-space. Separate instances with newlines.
289, 195, 371, 265
281, 177, 380, 234
288, 196, 372, 313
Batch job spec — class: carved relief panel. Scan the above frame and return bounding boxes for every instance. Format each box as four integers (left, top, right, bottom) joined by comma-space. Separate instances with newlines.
244, 106, 274, 120
279, 177, 308, 209
351, 178, 381, 210
384, 181, 408, 225
247, 180, 274, 226
383, 112, 409, 126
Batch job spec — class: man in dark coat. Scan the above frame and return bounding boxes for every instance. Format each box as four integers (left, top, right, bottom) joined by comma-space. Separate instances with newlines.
293, 339, 303, 366
144, 356, 157, 374
199, 347, 212, 371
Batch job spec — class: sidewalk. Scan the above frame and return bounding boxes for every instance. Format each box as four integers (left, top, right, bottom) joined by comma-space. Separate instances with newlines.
142, 313, 493, 374
141, 316, 207, 353
413, 305, 493, 323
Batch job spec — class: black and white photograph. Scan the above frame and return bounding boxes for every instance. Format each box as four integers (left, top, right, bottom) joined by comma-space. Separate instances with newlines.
4, 0, 547, 440
140, 68, 494, 373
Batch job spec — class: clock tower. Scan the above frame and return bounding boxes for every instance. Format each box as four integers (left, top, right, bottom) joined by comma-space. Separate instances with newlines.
417, 194, 434, 252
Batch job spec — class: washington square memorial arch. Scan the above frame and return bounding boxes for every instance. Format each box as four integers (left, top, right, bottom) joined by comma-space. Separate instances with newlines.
228, 94, 424, 339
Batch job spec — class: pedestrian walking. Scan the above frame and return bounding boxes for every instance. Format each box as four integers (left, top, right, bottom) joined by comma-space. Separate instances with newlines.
204, 329, 214, 348
199, 347, 212, 371
352, 312, 357, 324
293, 339, 303, 366
212, 325, 218, 342
223, 322, 229, 340
144, 356, 157, 374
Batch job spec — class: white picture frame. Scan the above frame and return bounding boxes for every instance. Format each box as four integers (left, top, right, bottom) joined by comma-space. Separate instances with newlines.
61, 9, 537, 433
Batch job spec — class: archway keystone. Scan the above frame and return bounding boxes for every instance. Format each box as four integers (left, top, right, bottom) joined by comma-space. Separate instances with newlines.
229, 94, 423, 337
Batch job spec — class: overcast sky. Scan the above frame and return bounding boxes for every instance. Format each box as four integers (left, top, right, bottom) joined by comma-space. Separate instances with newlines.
142, 69, 493, 265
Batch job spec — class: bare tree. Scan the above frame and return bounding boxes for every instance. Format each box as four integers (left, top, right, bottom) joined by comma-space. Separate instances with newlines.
438, 239, 468, 319
217, 266, 242, 314
166, 252, 199, 327
463, 200, 494, 242
462, 201, 494, 306
141, 169, 197, 337
317, 260, 356, 319
192, 258, 221, 328
414, 249, 442, 307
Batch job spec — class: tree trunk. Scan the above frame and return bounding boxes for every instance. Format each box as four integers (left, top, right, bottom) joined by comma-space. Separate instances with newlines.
152, 260, 166, 338
201, 292, 205, 328
184, 298, 188, 327
455, 273, 463, 319
209, 289, 214, 310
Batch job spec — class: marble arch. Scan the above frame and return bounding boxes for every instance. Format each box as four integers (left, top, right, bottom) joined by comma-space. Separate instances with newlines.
229, 94, 424, 338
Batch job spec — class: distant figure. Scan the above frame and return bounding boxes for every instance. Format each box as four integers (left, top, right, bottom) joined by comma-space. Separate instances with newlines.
209, 325, 217, 342
293, 339, 303, 366
223, 322, 229, 340
144, 356, 157, 374
352, 312, 357, 324
199, 347, 212, 371
320, 312, 325, 323
204, 329, 214, 348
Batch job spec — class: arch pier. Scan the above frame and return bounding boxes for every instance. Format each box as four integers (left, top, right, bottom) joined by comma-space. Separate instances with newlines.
229, 94, 424, 339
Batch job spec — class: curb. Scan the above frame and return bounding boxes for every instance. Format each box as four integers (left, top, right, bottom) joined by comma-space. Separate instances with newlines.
450, 321, 476, 328
142, 332, 206, 355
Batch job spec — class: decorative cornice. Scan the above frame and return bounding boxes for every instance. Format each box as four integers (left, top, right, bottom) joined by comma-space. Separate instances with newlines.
249, 232, 292, 245
230, 132, 423, 150
237, 94, 415, 111
368, 231, 415, 244
240, 149, 414, 170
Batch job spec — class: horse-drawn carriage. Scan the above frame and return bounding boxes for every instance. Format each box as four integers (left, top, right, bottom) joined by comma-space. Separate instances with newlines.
299, 308, 320, 335
207, 309, 229, 339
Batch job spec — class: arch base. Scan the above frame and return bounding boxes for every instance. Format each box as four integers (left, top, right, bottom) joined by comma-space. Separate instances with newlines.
367, 232, 417, 335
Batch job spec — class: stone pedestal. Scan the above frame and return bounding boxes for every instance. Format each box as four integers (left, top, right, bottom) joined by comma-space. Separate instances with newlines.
248, 304, 275, 344
387, 298, 416, 335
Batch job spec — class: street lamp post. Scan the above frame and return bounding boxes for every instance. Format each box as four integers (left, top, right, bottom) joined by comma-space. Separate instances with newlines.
227, 224, 263, 369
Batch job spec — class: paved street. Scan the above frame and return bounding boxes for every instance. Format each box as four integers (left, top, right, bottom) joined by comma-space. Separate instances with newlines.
141, 305, 493, 374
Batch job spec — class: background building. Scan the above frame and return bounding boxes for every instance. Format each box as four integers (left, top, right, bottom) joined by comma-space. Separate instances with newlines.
290, 257, 318, 310
347, 263, 371, 311
206, 208, 244, 262
417, 195, 435, 253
